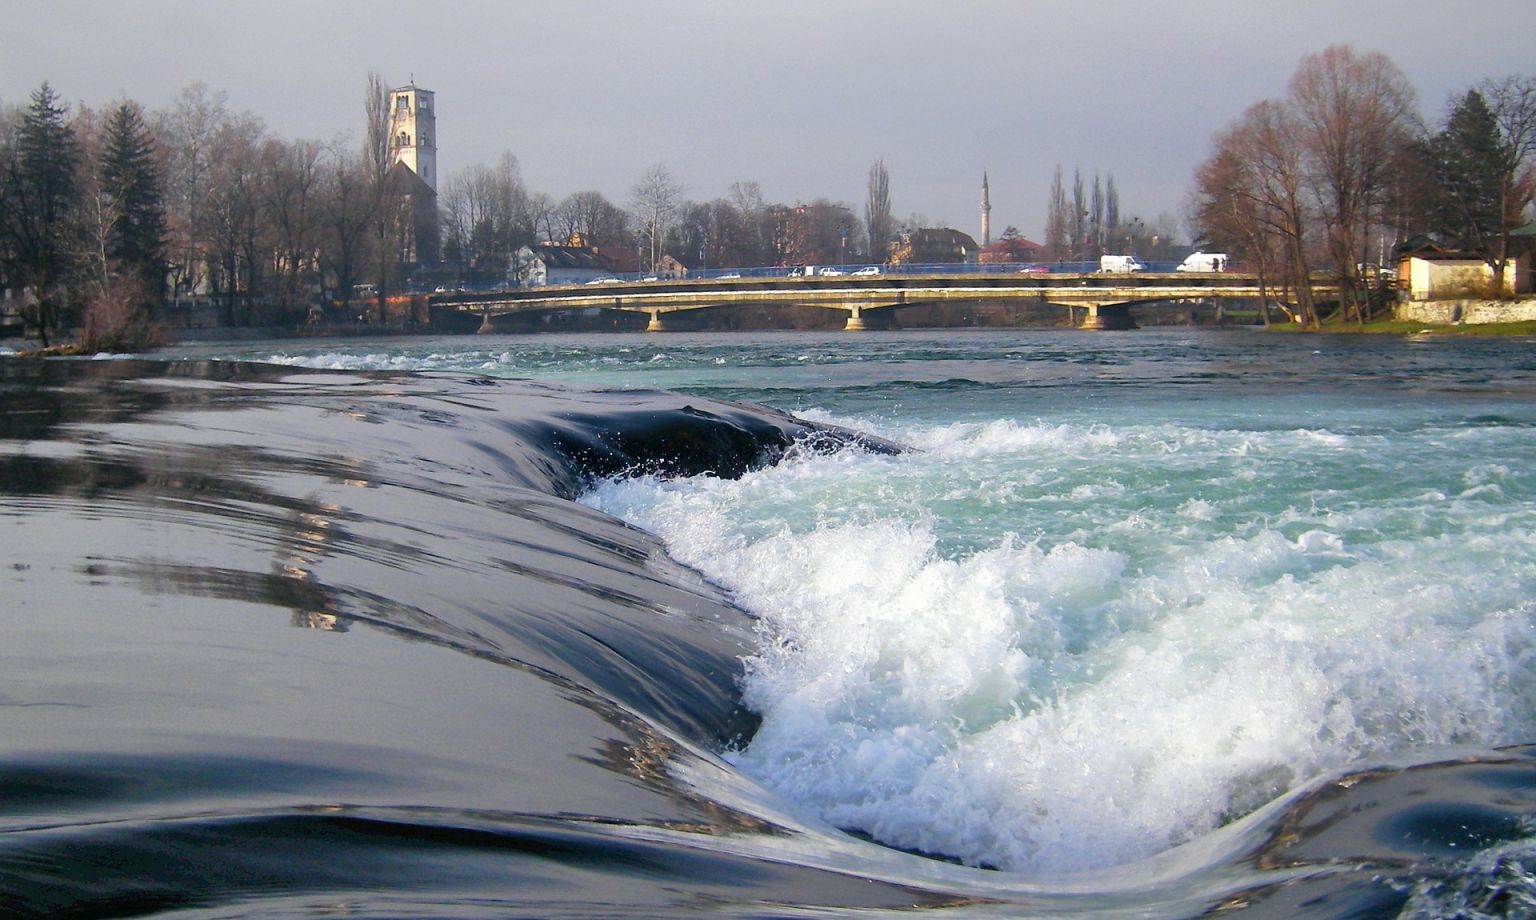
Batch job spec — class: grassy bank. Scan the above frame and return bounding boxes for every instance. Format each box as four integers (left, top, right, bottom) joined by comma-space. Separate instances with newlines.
1348, 317, 1536, 337
1259, 312, 1536, 337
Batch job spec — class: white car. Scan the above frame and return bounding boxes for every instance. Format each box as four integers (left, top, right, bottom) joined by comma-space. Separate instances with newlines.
719, 272, 742, 279
818, 267, 845, 276
851, 266, 881, 276
585, 276, 621, 285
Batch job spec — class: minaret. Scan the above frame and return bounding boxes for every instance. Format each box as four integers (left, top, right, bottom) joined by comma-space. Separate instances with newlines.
387, 83, 437, 192
980, 172, 992, 247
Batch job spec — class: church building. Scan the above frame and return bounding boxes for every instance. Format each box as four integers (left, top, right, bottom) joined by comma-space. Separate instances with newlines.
385, 82, 440, 266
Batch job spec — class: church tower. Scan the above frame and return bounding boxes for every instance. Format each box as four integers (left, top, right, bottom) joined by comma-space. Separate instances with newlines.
980, 172, 992, 247
387, 83, 436, 192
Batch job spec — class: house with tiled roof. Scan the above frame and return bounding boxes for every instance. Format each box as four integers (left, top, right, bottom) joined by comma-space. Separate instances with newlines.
513, 245, 620, 286
889, 228, 980, 265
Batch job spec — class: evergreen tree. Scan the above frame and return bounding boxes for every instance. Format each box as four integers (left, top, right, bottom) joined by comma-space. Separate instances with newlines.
2, 82, 81, 344
1427, 90, 1521, 251
100, 101, 167, 297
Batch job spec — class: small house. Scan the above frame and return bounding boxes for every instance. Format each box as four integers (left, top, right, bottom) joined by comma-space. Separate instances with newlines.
1397, 247, 1515, 301
514, 245, 620, 286
889, 228, 981, 265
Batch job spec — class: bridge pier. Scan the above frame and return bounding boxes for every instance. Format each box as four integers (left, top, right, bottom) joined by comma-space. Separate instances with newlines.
645, 309, 669, 332
1079, 302, 1138, 330
844, 306, 866, 331
476, 311, 496, 334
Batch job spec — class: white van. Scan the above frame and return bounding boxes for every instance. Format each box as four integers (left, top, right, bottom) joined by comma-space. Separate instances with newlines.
1099, 254, 1145, 273
1176, 252, 1227, 272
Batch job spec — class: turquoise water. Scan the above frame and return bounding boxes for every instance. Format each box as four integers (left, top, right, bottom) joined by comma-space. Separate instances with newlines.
154, 328, 1536, 878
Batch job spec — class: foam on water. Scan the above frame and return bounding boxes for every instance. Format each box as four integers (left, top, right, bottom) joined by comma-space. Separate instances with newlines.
582, 412, 1536, 874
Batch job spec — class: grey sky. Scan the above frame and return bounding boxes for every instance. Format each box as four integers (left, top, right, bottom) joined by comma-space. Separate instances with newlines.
5, 0, 1534, 244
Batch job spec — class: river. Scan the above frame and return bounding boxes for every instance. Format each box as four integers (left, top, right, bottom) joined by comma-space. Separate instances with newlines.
3, 327, 1536, 916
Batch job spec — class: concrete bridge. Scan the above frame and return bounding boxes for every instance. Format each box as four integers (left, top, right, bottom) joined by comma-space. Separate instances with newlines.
431, 271, 1332, 332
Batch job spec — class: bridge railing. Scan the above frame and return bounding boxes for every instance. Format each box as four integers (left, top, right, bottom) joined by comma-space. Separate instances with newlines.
686, 260, 1187, 280
429, 260, 1211, 296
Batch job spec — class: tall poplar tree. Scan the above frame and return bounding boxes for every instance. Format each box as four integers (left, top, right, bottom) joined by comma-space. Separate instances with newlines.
865, 158, 892, 262
1043, 165, 1070, 260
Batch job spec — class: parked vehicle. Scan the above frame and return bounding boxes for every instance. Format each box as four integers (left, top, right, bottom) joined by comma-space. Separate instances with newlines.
818, 267, 845, 276
851, 266, 881, 276
1176, 252, 1227, 272
1099, 255, 1146, 273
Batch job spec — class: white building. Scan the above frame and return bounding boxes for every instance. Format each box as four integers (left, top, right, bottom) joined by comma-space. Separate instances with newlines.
388, 83, 437, 192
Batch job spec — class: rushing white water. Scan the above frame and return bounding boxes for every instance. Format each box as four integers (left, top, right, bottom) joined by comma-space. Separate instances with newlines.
583, 409, 1536, 874
157, 329, 1536, 880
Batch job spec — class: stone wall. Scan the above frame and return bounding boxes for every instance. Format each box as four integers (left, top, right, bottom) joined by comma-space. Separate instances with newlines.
1394, 298, 1536, 324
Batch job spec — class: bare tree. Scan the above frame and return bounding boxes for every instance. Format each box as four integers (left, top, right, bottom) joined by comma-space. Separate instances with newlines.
1193, 131, 1283, 325
865, 159, 892, 262
727, 180, 773, 265
363, 71, 401, 321
441, 152, 532, 281
1195, 100, 1320, 327
317, 144, 374, 311
1070, 169, 1088, 260
258, 136, 323, 314
1483, 74, 1536, 179
1289, 45, 1418, 322
630, 162, 682, 273
1479, 74, 1536, 286
1043, 165, 1070, 261
525, 190, 556, 248
203, 113, 266, 325
152, 82, 227, 303
553, 189, 631, 251
69, 104, 119, 298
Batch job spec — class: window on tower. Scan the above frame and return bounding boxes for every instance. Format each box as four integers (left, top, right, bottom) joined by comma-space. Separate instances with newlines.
396, 95, 410, 112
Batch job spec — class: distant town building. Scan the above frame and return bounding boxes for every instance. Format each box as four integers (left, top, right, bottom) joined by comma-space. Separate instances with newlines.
980, 173, 991, 248
979, 234, 1044, 264
386, 82, 439, 266
653, 255, 689, 280
889, 228, 980, 265
388, 83, 436, 191
514, 244, 620, 286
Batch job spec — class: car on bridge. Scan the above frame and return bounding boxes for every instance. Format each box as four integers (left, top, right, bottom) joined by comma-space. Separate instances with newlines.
818, 267, 845, 276
1099, 255, 1146, 273
851, 266, 881, 276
